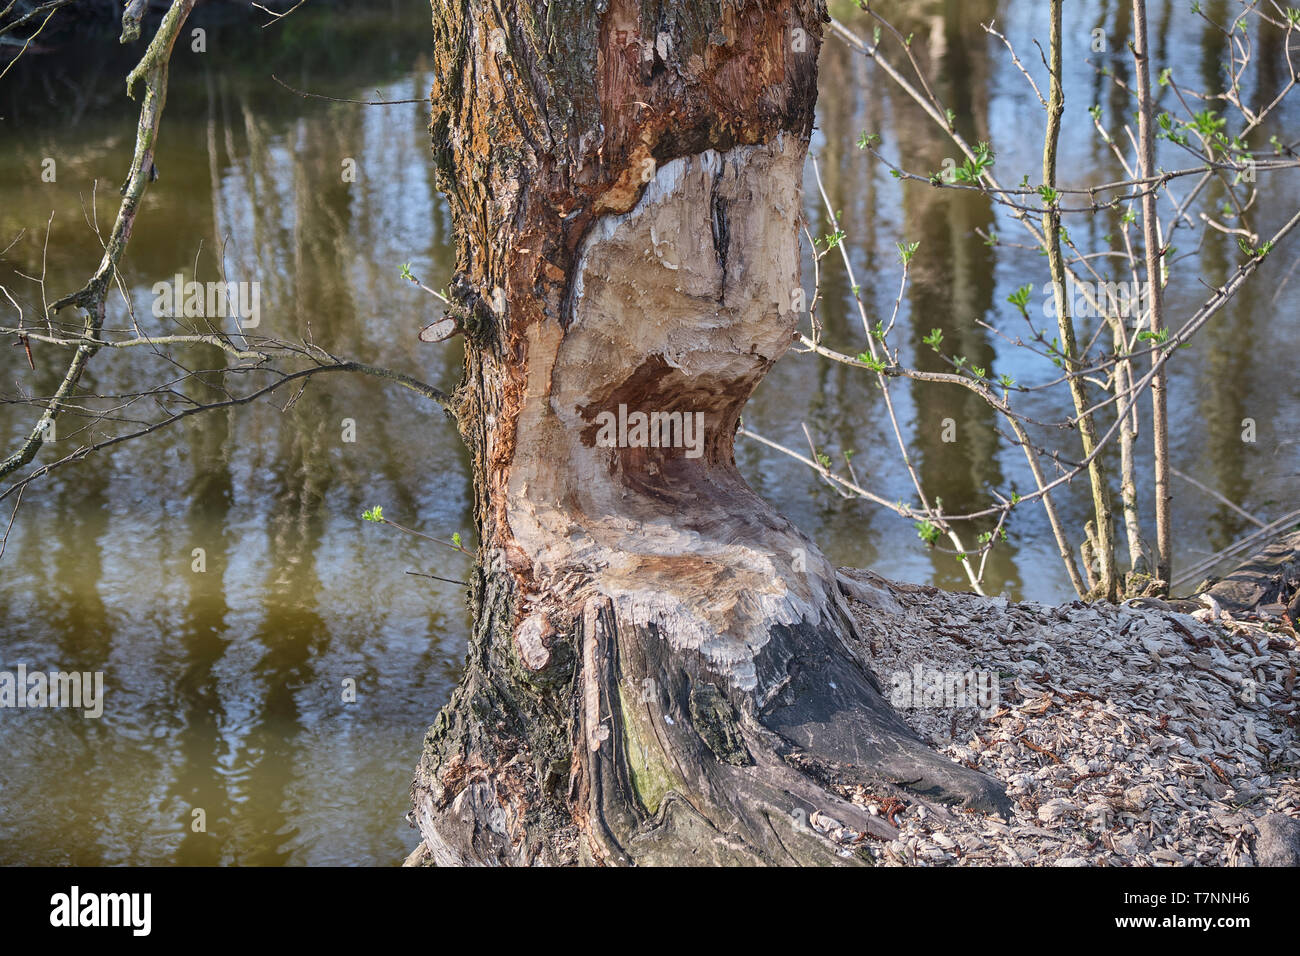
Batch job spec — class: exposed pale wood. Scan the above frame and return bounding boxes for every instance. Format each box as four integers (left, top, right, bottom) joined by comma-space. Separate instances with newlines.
411, 0, 1008, 867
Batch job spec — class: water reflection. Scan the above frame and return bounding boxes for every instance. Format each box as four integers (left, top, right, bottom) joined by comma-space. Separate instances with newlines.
752, 0, 1299, 598
0, 0, 1296, 864
1, 4, 470, 866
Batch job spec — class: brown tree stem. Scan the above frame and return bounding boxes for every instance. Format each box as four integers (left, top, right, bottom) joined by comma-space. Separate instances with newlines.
1133, 0, 1173, 588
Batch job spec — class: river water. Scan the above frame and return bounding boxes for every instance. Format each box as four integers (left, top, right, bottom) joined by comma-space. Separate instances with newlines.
0, 0, 1295, 864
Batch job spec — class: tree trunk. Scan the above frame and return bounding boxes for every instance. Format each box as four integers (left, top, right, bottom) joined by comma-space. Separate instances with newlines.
410, 0, 1008, 867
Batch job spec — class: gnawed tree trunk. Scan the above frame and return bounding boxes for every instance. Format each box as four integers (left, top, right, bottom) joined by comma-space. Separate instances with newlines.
410, 0, 1007, 866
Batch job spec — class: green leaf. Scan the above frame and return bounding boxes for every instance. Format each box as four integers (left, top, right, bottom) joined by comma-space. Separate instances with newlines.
1186, 109, 1226, 141
816, 229, 846, 251
952, 141, 995, 184
1237, 236, 1273, 259
1006, 284, 1033, 316
856, 352, 887, 372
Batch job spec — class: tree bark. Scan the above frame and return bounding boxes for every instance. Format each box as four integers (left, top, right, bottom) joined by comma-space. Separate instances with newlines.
410, 0, 1008, 867
1042, 0, 1117, 602
1133, 0, 1172, 588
